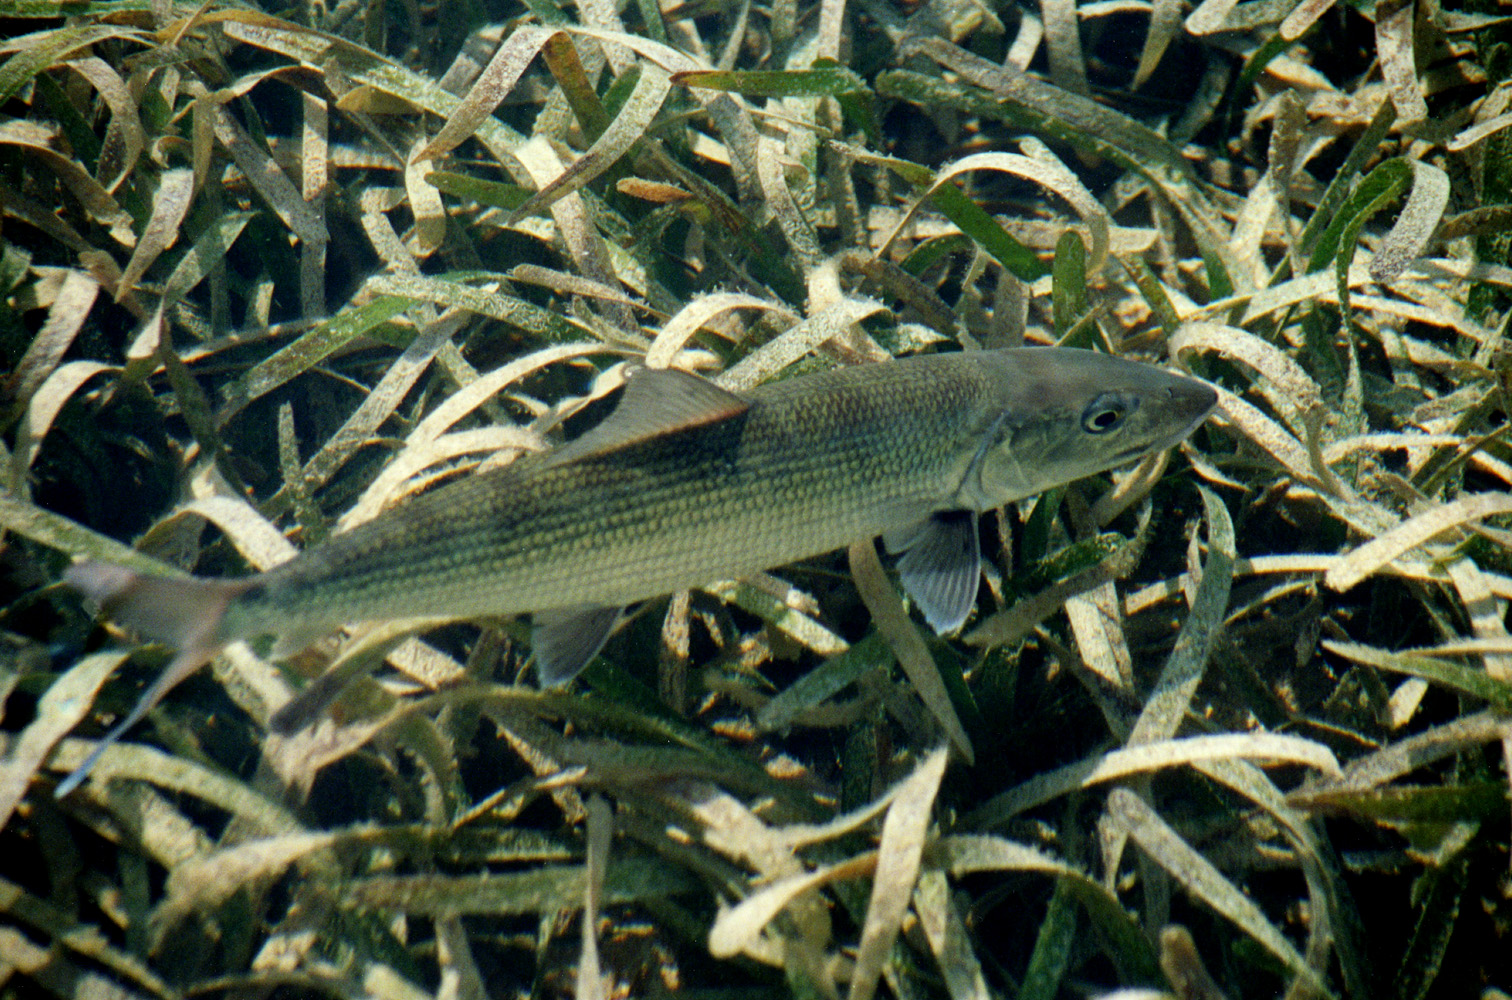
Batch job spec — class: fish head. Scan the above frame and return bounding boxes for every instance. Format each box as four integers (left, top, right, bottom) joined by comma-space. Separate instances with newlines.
961, 348, 1217, 509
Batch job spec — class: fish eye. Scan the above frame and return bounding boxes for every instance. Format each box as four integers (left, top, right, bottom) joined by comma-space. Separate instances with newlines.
1082, 392, 1136, 434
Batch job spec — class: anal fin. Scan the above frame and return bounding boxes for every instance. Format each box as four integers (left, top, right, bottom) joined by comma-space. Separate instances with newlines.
891, 510, 981, 636
532, 605, 623, 687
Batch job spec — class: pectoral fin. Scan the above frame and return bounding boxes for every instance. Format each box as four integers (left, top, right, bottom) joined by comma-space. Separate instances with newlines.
532, 605, 623, 687
890, 510, 981, 635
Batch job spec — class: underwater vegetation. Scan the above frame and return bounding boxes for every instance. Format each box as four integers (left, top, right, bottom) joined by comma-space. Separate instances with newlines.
1, 0, 1511, 997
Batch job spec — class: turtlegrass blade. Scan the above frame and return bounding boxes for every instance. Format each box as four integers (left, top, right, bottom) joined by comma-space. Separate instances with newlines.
1294, 99, 1398, 266
576, 795, 612, 1000
1109, 788, 1334, 997
921, 180, 1049, 282
1195, 756, 1375, 997
205, 98, 326, 248
1135, 0, 1185, 87
47, 738, 302, 833
160, 827, 349, 920
1325, 492, 1512, 593
0, 486, 169, 573
367, 272, 599, 341
1019, 879, 1078, 1000
10, 360, 114, 494
419, 25, 558, 160
265, 617, 446, 740
509, 62, 672, 223
0, 131, 133, 247
543, 31, 612, 141
1171, 322, 1324, 438
116, 167, 194, 301
708, 852, 878, 960
861, 147, 1050, 282
912, 869, 991, 1000
297, 310, 468, 491
703, 577, 849, 657
967, 732, 1341, 829
717, 296, 889, 389
1293, 711, 1512, 797
403, 140, 446, 257
757, 633, 891, 732
0, 652, 127, 823
952, 149, 1111, 273
1306, 158, 1412, 276
509, 263, 653, 313
1124, 488, 1234, 744
967, 528, 1143, 650
343, 861, 697, 917
0, 873, 176, 1000
4, 267, 97, 418
0, 24, 147, 104
928, 835, 1164, 983
879, 40, 1245, 289
1052, 230, 1088, 342
1291, 781, 1508, 825
57, 57, 142, 191
1396, 853, 1469, 1000
1321, 640, 1512, 709
1040, 0, 1089, 96
423, 171, 531, 210
138, 493, 297, 572
672, 65, 870, 99
510, 136, 639, 336
755, 133, 823, 270
646, 292, 798, 368
848, 745, 949, 1000
848, 540, 974, 764
1369, 160, 1451, 283
1376, 0, 1428, 125
215, 295, 412, 425
159, 211, 255, 308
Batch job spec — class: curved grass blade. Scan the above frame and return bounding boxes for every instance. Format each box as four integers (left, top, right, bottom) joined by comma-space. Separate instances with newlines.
0, 24, 146, 104
1109, 788, 1334, 997
117, 167, 194, 301
214, 295, 411, 426
0, 651, 126, 823
849, 746, 949, 1000
880, 42, 1244, 289
1321, 640, 1512, 710
672, 65, 868, 99
343, 861, 697, 917
509, 63, 672, 223
967, 733, 1341, 829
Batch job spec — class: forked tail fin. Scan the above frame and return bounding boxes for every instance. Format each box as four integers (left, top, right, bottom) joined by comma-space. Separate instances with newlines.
56, 562, 250, 797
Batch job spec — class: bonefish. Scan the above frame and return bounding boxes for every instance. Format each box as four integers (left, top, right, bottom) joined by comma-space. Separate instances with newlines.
58, 348, 1216, 795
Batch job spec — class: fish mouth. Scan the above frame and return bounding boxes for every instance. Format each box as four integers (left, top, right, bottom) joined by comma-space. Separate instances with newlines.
1108, 378, 1219, 465
1156, 379, 1219, 451
1172, 379, 1219, 433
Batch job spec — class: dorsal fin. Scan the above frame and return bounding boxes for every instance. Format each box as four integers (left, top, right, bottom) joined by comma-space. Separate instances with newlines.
545, 366, 750, 466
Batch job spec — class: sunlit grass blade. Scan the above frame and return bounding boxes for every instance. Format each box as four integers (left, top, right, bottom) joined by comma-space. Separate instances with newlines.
1109, 788, 1334, 996
215, 295, 412, 425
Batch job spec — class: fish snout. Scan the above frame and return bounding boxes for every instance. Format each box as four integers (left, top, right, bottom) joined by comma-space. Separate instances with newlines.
1168, 377, 1219, 423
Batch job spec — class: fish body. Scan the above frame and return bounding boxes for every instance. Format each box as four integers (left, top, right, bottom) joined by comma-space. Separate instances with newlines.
59, 348, 1215, 794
